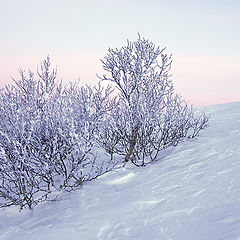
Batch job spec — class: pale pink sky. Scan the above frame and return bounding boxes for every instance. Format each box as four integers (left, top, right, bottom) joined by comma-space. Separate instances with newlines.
0, 0, 240, 107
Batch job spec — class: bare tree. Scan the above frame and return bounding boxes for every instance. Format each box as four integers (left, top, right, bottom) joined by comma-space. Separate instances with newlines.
98, 35, 209, 166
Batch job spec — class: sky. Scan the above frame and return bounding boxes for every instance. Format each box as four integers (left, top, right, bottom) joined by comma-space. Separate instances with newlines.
0, 0, 239, 106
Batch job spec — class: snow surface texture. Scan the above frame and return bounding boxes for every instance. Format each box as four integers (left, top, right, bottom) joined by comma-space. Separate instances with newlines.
0, 102, 240, 240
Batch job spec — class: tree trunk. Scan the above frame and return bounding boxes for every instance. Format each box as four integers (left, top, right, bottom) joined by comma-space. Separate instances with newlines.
124, 127, 138, 163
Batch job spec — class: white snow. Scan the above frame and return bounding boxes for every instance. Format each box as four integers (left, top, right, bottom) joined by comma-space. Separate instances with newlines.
1, 101, 240, 240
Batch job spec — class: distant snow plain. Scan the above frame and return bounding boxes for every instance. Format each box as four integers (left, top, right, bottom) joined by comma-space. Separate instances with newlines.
0, 101, 240, 240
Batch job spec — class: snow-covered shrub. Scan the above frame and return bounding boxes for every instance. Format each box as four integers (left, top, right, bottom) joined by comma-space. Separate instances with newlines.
0, 57, 114, 210
0, 69, 51, 209
98, 35, 209, 166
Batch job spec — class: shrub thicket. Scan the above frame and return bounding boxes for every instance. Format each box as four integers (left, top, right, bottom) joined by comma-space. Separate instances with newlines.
0, 57, 115, 209
0, 36, 209, 210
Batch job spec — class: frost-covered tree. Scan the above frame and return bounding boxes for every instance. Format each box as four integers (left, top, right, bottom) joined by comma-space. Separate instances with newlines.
0, 57, 115, 210
98, 35, 209, 166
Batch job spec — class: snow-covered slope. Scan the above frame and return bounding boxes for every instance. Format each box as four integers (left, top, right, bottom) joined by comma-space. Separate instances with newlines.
1, 102, 240, 240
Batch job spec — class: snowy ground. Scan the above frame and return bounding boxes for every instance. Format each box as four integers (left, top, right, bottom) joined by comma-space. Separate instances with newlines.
0, 101, 240, 240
